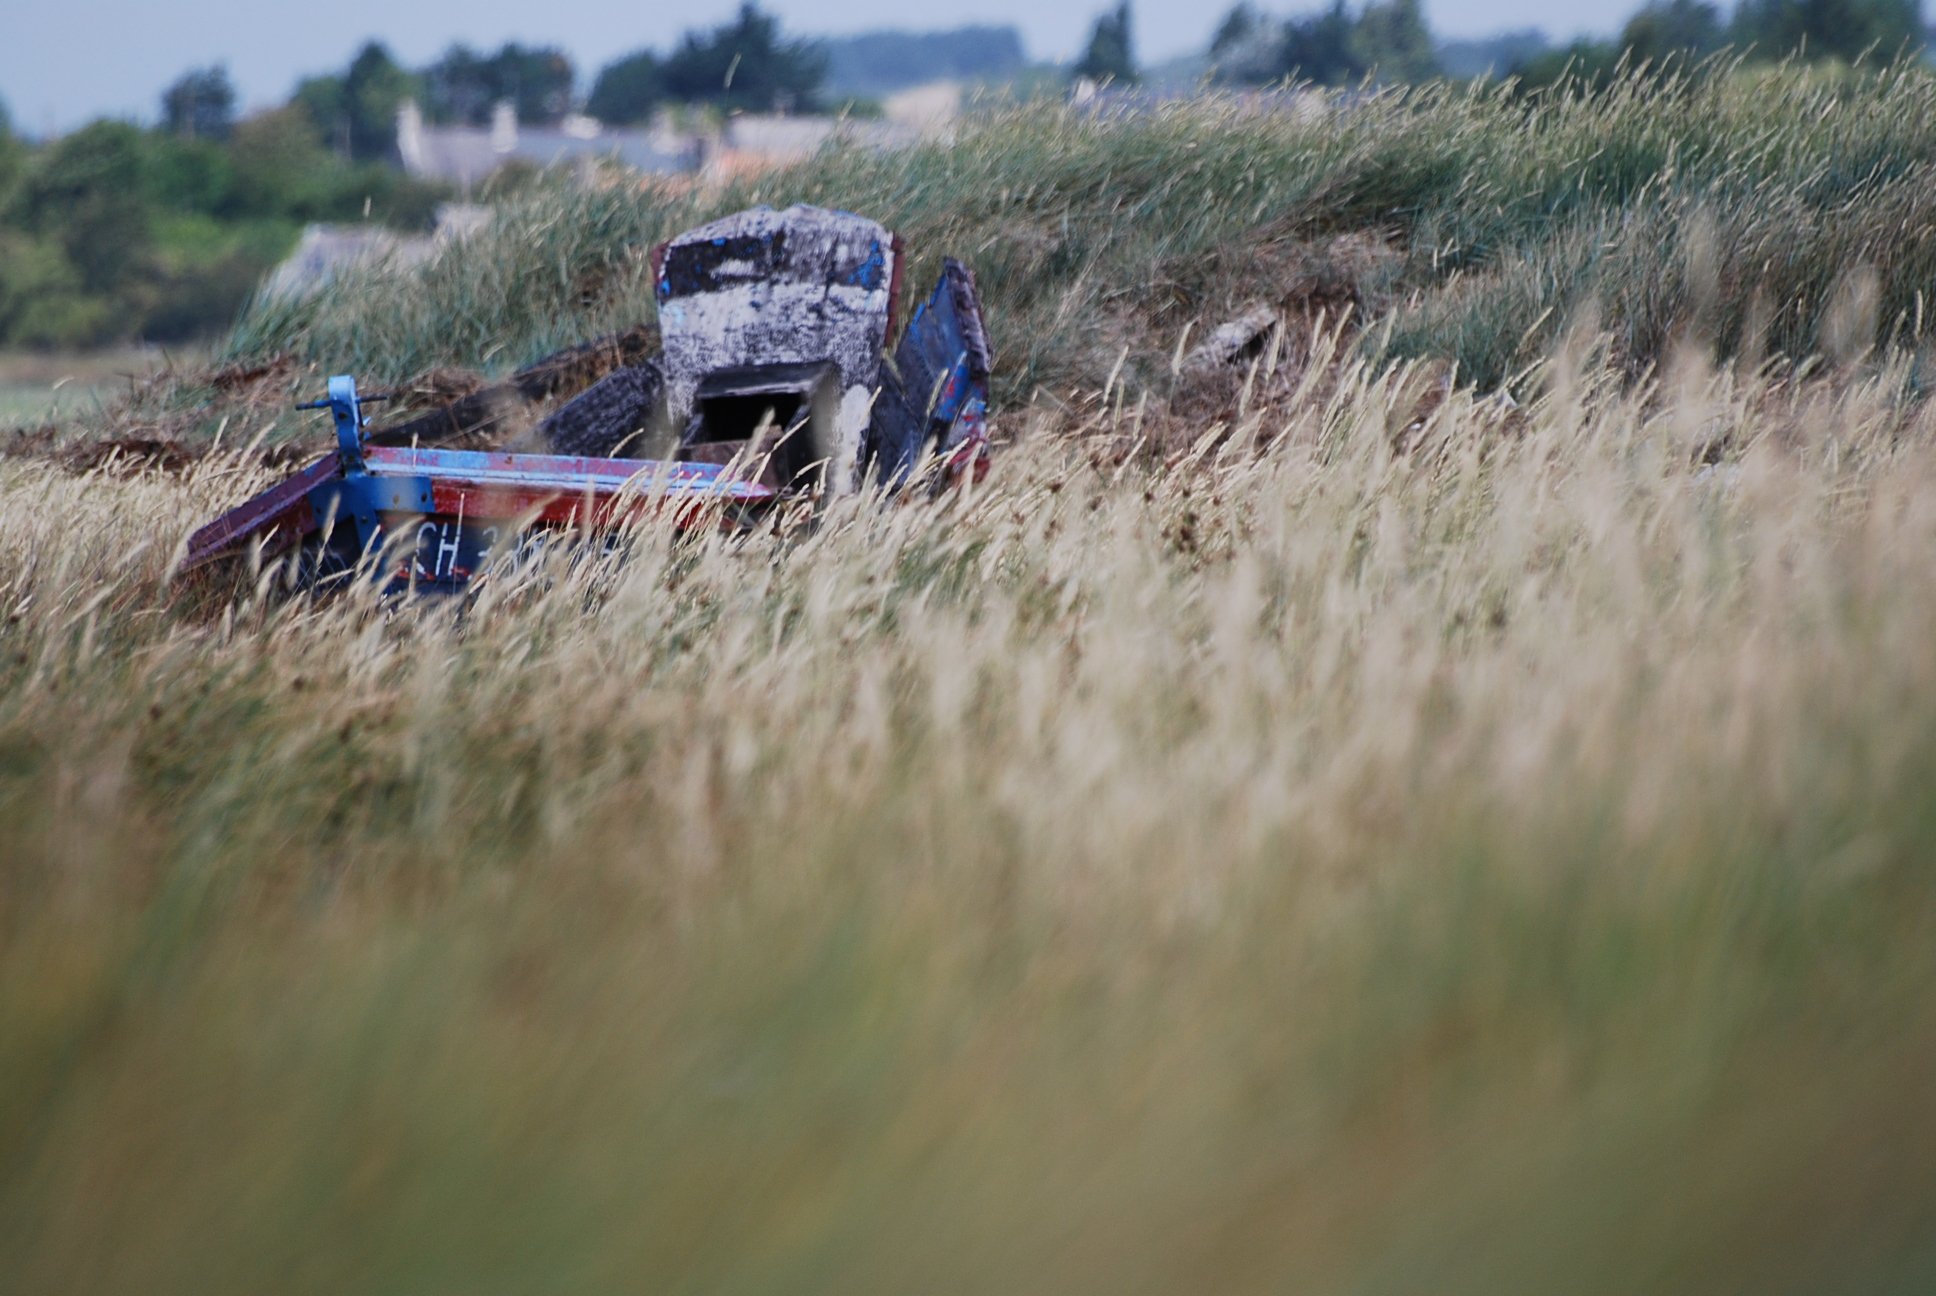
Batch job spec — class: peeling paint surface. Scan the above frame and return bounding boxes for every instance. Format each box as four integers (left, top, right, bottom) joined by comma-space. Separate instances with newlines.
869, 259, 994, 487
655, 205, 895, 490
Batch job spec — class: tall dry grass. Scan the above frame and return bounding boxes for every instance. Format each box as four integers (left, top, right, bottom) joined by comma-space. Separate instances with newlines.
3, 333, 1935, 1291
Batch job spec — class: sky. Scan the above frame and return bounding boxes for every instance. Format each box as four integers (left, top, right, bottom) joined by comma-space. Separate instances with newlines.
0, 0, 1641, 135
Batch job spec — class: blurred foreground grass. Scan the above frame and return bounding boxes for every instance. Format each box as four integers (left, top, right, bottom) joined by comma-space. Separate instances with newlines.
2, 337, 1935, 1292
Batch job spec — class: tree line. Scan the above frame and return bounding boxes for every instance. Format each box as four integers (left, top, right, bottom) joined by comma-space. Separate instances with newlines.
0, 2, 1039, 351
1071, 0, 1926, 88
1516, 0, 1925, 87
0, 84, 445, 349
4, 0, 1928, 351
289, 3, 839, 160
0, 3, 840, 350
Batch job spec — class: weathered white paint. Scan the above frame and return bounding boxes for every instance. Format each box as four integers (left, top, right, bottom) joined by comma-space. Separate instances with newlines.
656, 205, 896, 492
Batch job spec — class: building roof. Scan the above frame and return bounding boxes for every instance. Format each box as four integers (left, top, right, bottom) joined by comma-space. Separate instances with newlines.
396, 97, 950, 192
397, 101, 698, 189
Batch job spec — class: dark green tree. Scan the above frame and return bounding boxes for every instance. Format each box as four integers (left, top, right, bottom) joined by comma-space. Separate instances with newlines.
1235, 0, 1437, 87
421, 45, 495, 125
0, 97, 25, 204
291, 73, 351, 155
345, 43, 417, 159
422, 43, 575, 125
160, 65, 236, 141
1211, 3, 1259, 55
226, 106, 339, 218
1282, 1, 1368, 84
587, 50, 667, 125
0, 229, 101, 347
1209, 3, 1284, 83
15, 120, 153, 294
818, 27, 1027, 97
1511, 38, 1623, 91
1352, 0, 1439, 81
493, 44, 575, 123
1074, 2, 1139, 84
222, 105, 443, 226
294, 42, 418, 161
662, 3, 826, 111
1731, 0, 1924, 60
1620, 0, 1725, 62
1730, 0, 1799, 51
1437, 28, 1553, 78
145, 135, 236, 215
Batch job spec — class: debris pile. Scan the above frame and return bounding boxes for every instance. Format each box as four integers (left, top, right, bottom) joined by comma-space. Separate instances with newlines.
181, 205, 995, 595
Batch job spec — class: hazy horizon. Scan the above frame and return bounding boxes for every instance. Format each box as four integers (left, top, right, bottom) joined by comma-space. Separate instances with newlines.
2, 0, 1639, 135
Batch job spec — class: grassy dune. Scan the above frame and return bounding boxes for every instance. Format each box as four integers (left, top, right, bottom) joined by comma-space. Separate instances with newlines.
6, 70, 1936, 1293
232, 60, 1936, 399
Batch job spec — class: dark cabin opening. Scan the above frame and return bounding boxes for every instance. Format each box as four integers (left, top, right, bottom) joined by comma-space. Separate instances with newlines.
677, 360, 837, 487
693, 388, 807, 444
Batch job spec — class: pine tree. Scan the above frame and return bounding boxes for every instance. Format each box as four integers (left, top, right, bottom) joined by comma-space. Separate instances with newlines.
161, 66, 236, 141
1074, 2, 1140, 84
